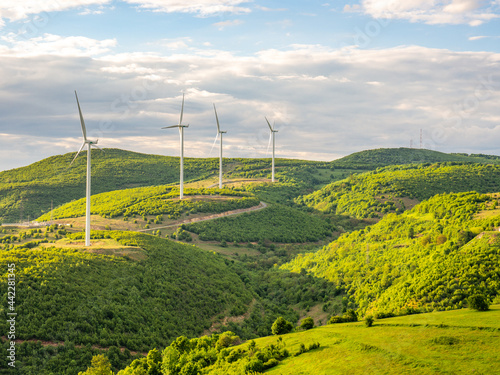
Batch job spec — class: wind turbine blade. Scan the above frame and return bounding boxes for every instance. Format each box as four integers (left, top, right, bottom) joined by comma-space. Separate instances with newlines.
213, 103, 221, 133
266, 132, 272, 157
265, 116, 273, 131
75, 91, 87, 141
70, 142, 86, 166
209, 133, 219, 156
92, 144, 104, 151
179, 93, 185, 125
162, 125, 181, 129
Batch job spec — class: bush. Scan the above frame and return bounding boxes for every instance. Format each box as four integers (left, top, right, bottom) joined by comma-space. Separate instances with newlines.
271, 317, 293, 335
468, 294, 490, 311
364, 315, 374, 327
299, 317, 315, 330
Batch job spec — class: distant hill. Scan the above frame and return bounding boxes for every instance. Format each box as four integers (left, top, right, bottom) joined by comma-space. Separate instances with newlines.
0, 149, 326, 223
329, 147, 500, 169
0, 149, 219, 223
297, 162, 500, 219
2, 147, 499, 223
285, 191, 500, 316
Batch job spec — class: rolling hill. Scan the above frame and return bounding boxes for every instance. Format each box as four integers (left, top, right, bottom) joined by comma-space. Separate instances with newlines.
3, 147, 500, 374
3, 147, 498, 224
284, 191, 500, 316
0, 231, 253, 352
297, 162, 500, 219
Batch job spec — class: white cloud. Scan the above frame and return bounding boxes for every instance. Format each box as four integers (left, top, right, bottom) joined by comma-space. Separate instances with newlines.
122, 0, 252, 16
0, 35, 499, 171
0, 0, 111, 23
213, 19, 243, 30
361, 0, 500, 25
469, 35, 500, 40
1, 33, 116, 56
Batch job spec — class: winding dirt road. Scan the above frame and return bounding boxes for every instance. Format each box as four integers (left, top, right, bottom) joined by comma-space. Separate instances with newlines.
136, 201, 268, 232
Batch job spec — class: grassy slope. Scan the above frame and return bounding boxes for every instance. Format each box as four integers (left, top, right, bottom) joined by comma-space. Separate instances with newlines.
111, 305, 500, 374
262, 305, 500, 374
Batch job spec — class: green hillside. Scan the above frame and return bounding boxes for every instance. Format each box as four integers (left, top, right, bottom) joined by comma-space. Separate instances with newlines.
297, 162, 500, 219
0, 149, 219, 223
329, 147, 500, 169
4, 147, 498, 223
84, 305, 500, 374
0, 231, 253, 352
0, 149, 333, 223
184, 204, 332, 243
284, 191, 500, 316
37, 186, 259, 221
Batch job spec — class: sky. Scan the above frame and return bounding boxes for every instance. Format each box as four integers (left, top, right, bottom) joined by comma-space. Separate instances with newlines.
0, 0, 499, 172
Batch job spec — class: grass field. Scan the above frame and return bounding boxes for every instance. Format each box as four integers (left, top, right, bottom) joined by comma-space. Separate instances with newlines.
244, 305, 500, 374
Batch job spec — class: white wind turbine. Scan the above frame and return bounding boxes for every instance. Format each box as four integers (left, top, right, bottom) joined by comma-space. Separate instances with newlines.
213, 104, 227, 189
71, 91, 102, 247
163, 94, 188, 199
265, 117, 278, 182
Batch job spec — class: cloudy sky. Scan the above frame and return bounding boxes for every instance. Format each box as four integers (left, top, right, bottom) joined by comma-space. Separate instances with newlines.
0, 1, 499, 171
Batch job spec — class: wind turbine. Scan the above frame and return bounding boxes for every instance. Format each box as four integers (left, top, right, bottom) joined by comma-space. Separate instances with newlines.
265, 117, 278, 182
213, 104, 227, 189
71, 91, 102, 247
163, 94, 188, 199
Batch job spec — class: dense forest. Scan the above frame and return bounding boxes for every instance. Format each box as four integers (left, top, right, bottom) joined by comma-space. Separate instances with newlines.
184, 204, 332, 243
0, 231, 253, 352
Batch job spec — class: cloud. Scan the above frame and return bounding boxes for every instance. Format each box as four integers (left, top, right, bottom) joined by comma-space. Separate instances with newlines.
469, 35, 500, 40
0, 34, 499, 171
361, 0, 500, 25
0, 0, 111, 23
213, 19, 244, 30
122, 0, 252, 16
0, 33, 116, 56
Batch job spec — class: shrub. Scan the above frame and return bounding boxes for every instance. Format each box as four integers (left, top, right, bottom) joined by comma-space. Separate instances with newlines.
299, 317, 315, 330
364, 315, 374, 327
271, 317, 293, 335
468, 294, 490, 311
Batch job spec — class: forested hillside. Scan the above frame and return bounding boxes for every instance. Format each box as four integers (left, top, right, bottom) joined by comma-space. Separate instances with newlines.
0, 231, 253, 352
297, 163, 500, 219
37, 187, 259, 221
329, 147, 500, 169
3, 147, 497, 223
185, 204, 332, 243
284, 191, 500, 316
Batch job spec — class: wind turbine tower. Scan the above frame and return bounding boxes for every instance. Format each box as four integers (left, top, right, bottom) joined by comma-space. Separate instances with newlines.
213, 104, 227, 189
71, 91, 102, 247
163, 94, 189, 199
265, 117, 278, 182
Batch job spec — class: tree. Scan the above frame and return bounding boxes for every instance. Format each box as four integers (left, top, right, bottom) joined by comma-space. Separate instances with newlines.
78, 354, 113, 375
468, 294, 490, 311
271, 316, 293, 335
299, 317, 315, 330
